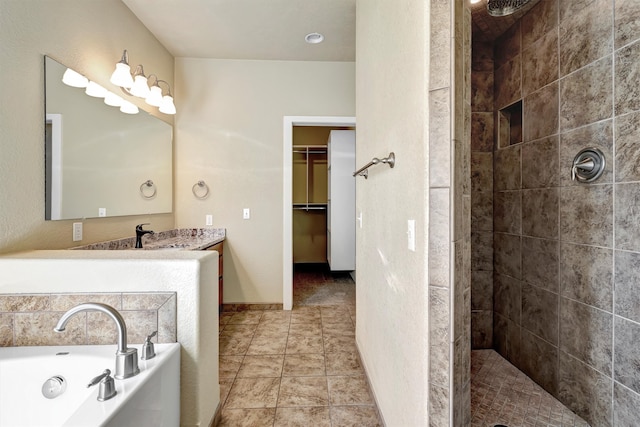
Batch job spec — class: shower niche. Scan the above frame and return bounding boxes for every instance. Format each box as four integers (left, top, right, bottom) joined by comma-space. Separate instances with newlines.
497, 100, 522, 147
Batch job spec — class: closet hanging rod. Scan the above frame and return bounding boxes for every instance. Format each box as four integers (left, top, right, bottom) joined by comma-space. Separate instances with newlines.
292, 150, 327, 154
353, 152, 395, 179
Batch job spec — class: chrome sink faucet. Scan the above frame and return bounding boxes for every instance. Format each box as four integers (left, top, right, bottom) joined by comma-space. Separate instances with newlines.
54, 303, 140, 379
135, 223, 154, 248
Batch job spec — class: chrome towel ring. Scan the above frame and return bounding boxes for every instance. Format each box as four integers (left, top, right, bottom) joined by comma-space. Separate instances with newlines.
139, 180, 157, 199
192, 180, 210, 199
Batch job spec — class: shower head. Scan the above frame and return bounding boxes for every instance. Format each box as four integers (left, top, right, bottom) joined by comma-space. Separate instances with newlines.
487, 0, 532, 17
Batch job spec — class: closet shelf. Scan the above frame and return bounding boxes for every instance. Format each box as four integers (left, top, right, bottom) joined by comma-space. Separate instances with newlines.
293, 203, 327, 211
293, 145, 327, 154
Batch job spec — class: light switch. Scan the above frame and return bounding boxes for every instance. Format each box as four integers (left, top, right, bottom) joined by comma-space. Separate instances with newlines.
243, 208, 251, 220
73, 222, 83, 242
206, 214, 213, 226
407, 220, 415, 252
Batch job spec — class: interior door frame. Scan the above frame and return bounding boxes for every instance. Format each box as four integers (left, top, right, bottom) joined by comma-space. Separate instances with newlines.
282, 116, 356, 310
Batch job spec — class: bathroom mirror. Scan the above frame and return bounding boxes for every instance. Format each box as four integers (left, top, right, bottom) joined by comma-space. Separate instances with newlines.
44, 56, 173, 220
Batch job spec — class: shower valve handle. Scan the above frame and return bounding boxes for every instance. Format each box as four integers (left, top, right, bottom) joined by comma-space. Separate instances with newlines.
571, 158, 595, 181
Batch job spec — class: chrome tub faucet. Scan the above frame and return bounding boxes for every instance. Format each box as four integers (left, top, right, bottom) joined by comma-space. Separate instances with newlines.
54, 302, 140, 379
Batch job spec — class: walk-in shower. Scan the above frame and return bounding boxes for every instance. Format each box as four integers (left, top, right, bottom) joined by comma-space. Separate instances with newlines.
469, 0, 640, 425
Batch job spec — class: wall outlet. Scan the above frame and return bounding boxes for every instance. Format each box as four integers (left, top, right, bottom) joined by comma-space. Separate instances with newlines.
407, 219, 416, 252
243, 208, 251, 220
72, 222, 83, 242
205, 214, 213, 226
98, 208, 107, 217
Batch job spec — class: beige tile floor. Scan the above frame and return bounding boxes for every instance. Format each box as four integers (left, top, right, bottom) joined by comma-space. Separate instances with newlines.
218, 265, 381, 426
219, 265, 588, 426
471, 349, 590, 427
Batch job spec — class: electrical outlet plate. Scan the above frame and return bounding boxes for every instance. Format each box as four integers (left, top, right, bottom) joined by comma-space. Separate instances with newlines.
72, 222, 83, 242
98, 208, 106, 217
206, 214, 213, 226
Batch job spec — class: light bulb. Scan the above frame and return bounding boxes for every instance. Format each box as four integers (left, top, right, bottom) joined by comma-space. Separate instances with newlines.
110, 62, 134, 88
145, 85, 163, 107
85, 81, 108, 98
62, 68, 88, 88
120, 100, 139, 114
159, 95, 176, 115
104, 91, 124, 107
130, 75, 150, 98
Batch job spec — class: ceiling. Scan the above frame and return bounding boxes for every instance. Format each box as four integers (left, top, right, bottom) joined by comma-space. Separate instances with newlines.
122, 0, 356, 61
121, 0, 539, 62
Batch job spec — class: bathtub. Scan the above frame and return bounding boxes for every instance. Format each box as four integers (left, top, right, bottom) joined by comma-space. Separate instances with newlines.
0, 343, 180, 427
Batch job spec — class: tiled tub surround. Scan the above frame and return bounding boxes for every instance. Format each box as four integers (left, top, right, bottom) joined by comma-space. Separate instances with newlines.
71, 227, 226, 250
0, 251, 219, 427
0, 292, 176, 347
480, 0, 640, 425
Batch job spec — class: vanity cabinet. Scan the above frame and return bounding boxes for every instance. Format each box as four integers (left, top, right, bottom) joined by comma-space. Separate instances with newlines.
206, 242, 224, 312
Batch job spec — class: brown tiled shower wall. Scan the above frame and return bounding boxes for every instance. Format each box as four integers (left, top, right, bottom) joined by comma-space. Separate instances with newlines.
471, 39, 495, 350
0, 292, 177, 347
474, 0, 640, 425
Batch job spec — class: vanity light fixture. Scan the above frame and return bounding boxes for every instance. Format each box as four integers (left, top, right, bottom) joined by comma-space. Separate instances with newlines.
145, 77, 164, 107
110, 49, 176, 115
129, 65, 151, 98
110, 50, 135, 88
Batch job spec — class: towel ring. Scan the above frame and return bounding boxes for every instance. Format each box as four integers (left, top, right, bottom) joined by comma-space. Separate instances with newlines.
139, 180, 157, 199
192, 180, 210, 199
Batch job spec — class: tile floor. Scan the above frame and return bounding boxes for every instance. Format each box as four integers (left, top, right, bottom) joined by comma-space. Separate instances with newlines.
218, 264, 381, 426
219, 265, 589, 426
471, 349, 590, 427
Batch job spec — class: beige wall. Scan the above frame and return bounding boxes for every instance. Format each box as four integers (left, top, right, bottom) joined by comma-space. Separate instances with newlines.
0, 0, 175, 254
356, 0, 470, 425
174, 58, 355, 304
355, 0, 430, 424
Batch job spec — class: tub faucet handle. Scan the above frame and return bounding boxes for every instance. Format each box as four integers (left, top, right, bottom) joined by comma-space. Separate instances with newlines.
87, 369, 117, 401
141, 330, 157, 360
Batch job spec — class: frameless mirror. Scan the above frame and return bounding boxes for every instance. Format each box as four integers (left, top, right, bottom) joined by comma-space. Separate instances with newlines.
44, 56, 173, 220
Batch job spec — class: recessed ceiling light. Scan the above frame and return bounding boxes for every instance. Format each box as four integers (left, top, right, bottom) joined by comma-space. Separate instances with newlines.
305, 32, 324, 44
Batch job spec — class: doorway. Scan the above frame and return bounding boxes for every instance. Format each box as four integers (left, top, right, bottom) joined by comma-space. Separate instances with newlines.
282, 116, 356, 310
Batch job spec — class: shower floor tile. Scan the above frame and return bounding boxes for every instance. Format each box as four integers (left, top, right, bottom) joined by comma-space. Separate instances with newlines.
471, 349, 590, 427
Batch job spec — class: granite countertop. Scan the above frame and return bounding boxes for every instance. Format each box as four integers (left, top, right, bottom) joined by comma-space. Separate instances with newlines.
71, 228, 225, 251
